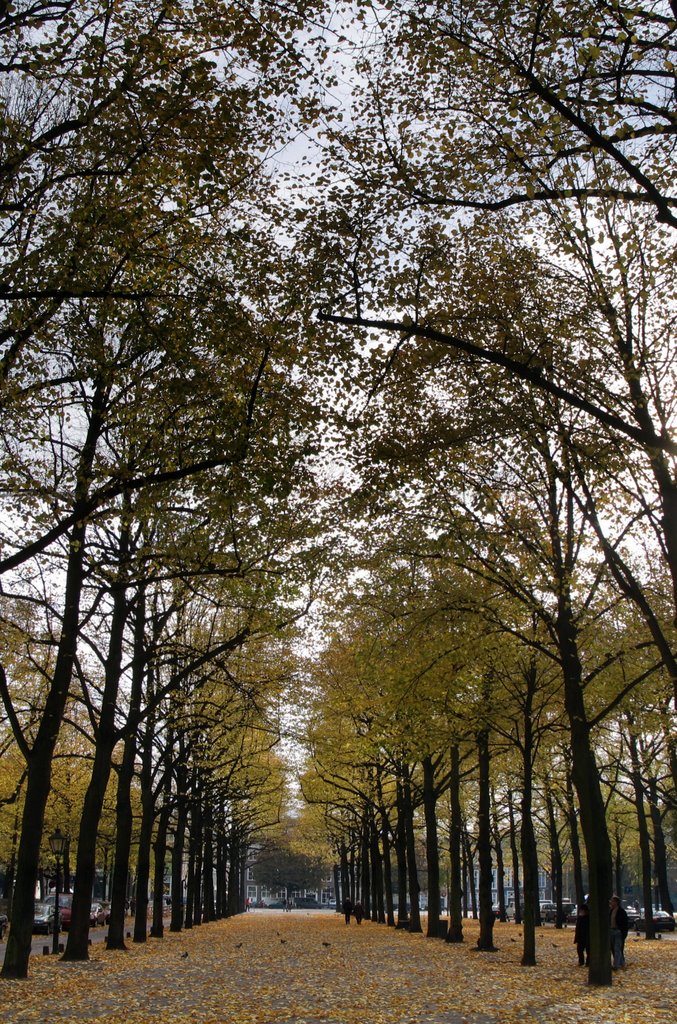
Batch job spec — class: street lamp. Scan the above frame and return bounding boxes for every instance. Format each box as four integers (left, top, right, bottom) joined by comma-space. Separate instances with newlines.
49, 827, 67, 955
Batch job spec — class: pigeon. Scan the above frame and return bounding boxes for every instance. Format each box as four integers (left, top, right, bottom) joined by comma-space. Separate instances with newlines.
234, 942, 243, 949
181, 952, 188, 958
322, 941, 331, 947
280, 938, 287, 944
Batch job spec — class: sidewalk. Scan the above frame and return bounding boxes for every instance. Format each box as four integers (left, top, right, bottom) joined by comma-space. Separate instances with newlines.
1, 912, 675, 1024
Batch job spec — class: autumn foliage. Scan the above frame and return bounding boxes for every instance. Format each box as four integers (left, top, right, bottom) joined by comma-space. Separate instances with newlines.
2, 913, 677, 1024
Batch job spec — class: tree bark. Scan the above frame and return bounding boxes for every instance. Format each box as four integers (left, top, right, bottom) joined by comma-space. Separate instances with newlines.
565, 772, 585, 910
476, 727, 496, 951
1, 381, 107, 978
647, 776, 674, 915
545, 789, 564, 927
520, 661, 538, 966
402, 768, 421, 933
170, 737, 188, 932
627, 728, 655, 939
64, 564, 130, 961
447, 743, 464, 943
376, 770, 396, 927
506, 790, 522, 925
422, 755, 441, 937
491, 788, 506, 922
394, 778, 409, 928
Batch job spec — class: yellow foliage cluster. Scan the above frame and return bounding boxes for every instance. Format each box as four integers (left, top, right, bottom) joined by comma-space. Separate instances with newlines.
1, 913, 676, 1024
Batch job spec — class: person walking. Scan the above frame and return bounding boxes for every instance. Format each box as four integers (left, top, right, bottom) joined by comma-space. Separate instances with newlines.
342, 897, 352, 925
573, 904, 589, 966
609, 895, 629, 969
353, 901, 364, 925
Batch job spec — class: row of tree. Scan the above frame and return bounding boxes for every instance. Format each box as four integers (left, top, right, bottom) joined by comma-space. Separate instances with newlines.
0, 0, 331, 978
298, 0, 677, 989
1, 0, 675, 990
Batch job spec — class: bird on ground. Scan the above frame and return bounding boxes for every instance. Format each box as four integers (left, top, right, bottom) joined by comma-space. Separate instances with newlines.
234, 942, 243, 948
322, 941, 331, 947
180, 952, 188, 959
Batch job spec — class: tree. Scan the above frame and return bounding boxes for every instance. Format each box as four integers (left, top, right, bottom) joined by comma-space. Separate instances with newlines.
0, 0, 330, 978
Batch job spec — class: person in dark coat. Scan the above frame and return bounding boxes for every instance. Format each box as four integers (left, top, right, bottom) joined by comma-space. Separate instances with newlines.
573, 903, 589, 966
342, 897, 352, 925
353, 901, 364, 925
609, 895, 629, 969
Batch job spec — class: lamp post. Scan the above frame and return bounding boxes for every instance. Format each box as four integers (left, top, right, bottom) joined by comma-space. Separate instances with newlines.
49, 827, 67, 955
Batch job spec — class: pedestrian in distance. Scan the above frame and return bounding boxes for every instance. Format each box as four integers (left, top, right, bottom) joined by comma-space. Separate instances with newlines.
353, 901, 364, 925
573, 903, 589, 966
609, 895, 629, 969
342, 897, 352, 925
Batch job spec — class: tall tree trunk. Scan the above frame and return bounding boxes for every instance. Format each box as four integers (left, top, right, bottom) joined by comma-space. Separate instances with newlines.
1, 382, 106, 979
150, 776, 171, 938
447, 743, 464, 943
613, 827, 624, 901
226, 826, 242, 917
332, 862, 341, 916
491, 788, 506, 923
339, 843, 350, 911
402, 769, 421, 933
560, 609, 613, 983
367, 807, 384, 923
476, 727, 496, 951
170, 739, 188, 932
463, 826, 477, 919
520, 660, 538, 966
360, 816, 370, 916
215, 816, 227, 919
647, 776, 674, 915
64, 563, 130, 961
627, 728, 655, 939
395, 779, 409, 928
133, 592, 154, 944
191, 786, 203, 927
133, 698, 155, 943
185, 817, 196, 930
545, 789, 564, 927
203, 802, 215, 923
106, 593, 147, 952
2, 538, 88, 970
422, 755, 441, 938
507, 790, 522, 925
376, 771, 395, 927
565, 772, 585, 910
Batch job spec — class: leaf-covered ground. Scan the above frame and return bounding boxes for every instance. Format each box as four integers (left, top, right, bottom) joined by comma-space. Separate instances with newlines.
1, 913, 675, 1024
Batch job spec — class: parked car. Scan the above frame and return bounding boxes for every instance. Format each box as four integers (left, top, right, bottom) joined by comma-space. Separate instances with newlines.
0, 912, 8, 940
538, 901, 556, 921
634, 909, 676, 933
33, 901, 57, 934
90, 902, 106, 927
44, 892, 73, 930
542, 902, 576, 924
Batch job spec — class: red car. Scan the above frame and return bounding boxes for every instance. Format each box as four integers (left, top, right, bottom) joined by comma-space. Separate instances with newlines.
44, 893, 73, 929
